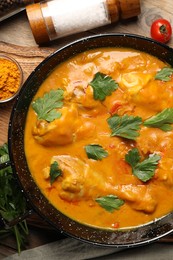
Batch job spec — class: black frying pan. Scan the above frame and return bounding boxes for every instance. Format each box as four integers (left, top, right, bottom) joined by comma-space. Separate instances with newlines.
5, 33, 173, 247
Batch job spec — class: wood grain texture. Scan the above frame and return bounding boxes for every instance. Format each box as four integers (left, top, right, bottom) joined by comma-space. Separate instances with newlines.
0, 42, 55, 145
1, 0, 173, 257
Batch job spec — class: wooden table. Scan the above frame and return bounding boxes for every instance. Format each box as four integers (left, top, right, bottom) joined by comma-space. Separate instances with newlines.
1, 0, 173, 258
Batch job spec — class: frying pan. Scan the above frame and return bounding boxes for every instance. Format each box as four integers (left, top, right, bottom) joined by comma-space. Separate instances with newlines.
4, 33, 173, 247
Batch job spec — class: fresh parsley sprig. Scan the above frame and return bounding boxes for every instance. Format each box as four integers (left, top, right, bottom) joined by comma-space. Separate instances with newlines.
155, 67, 173, 81
84, 144, 108, 160
32, 89, 64, 122
89, 72, 118, 101
96, 195, 124, 213
144, 108, 173, 131
0, 144, 28, 253
125, 148, 161, 182
107, 114, 142, 140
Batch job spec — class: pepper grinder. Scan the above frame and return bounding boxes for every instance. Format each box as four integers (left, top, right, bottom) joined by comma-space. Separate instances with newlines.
0, 0, 41, 22
26, 0, 141, 45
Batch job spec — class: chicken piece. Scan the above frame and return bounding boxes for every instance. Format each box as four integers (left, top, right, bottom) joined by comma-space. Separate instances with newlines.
75, 120, 96, 140
72, 85, 106, 116
137, 127, 173, 155
114, 184, 157, 213
50, 155, 157, 213
118, 72, 153, 95
131, 80, 173, 115
156, 157, 173, 187
51, 155, 107, 201
32, 104, 79, 146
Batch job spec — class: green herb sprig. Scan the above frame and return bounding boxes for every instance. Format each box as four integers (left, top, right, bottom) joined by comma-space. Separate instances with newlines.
96, 195, 124, 213
107, 114, 142, 140
90, 72, 118, 101
144, 108, 173, 131
155, 67, 173, 81
0, 144, 28, 253
84, 144, 108, 160
32, 89, 64, 122
125, 148, 161, 182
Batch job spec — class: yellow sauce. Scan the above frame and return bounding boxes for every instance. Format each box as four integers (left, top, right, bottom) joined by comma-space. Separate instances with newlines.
24, 48, 173, 229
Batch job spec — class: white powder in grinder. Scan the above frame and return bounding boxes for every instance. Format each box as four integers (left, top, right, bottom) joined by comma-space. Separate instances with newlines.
45, 0, 110, 39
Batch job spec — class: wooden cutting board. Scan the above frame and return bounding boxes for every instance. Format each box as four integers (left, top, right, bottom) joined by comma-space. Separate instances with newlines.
0, 42, 55, 146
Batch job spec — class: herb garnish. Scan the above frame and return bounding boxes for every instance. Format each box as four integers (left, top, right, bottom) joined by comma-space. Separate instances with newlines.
107, 114, 142, 140
144, 108, 173, 131
96, 195, 124, 213
155, 67, 173, 81
32, 89, 64, 122
50, 161, 62, 185
84, 144, 108, 160
125, 148, 161, 182
89, 72, 118, 101
0, 144, 28, 253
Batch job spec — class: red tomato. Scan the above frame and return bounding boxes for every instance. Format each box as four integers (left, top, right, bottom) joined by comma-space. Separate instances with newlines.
111, 222, 120, 228
150, 19, 172, 43
109, 102, 122, 115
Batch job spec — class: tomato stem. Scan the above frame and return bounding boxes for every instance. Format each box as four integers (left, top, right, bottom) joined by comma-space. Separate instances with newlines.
160, 24, 167, 33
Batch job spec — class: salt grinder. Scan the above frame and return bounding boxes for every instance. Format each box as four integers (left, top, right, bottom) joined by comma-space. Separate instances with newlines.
26, 0, 141, 45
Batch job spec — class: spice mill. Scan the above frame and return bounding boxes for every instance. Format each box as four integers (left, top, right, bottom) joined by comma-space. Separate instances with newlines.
26, 0, 141, 45
0, 0, 41, 22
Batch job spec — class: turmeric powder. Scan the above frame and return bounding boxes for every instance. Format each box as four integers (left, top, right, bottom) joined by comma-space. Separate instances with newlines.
0, 56, 21, 101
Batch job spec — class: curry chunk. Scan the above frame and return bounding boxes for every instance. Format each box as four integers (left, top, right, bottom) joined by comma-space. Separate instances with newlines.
32, 104, 79, 146
50, 155, 157, 214
137, 127, 173, 155
130, 80, 173, 117
156, 157, 173, 187
114, 184, 157, 213
50, 155, 108, 201
118, 72, 153, 95
72, 84, 107, 116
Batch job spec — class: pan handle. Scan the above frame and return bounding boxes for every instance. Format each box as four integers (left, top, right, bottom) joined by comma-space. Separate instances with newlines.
0, 209, 34, 229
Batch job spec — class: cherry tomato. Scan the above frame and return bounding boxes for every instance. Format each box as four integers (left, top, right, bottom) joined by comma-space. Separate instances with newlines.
150, 19, 172, 43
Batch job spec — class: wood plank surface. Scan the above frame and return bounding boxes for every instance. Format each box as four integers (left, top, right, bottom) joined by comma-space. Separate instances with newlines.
0, 42, 55, 145
1, 0, 173, 258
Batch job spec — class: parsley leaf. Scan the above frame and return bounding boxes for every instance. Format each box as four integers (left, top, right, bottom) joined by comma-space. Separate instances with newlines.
96, 195, 124, 213
0, 143, 9, 163
125, 148, 161, 182
144, 108, 173, 131
0, 144, 28, 253
89, 72, 118, 101
155, 67, 173, 81
107, 114, 142, 140
32, 89, 64, 122
84, 144, 108, 160
50, 161, 62, 185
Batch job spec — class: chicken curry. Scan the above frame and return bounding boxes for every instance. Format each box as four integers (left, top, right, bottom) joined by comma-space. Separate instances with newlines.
24, 47, 173, 229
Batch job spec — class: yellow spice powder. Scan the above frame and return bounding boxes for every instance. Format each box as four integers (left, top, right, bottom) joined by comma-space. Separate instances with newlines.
0, 57, 21, 101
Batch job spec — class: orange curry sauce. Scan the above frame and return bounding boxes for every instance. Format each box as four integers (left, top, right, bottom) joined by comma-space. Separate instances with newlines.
24, 48, 173, 229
